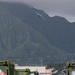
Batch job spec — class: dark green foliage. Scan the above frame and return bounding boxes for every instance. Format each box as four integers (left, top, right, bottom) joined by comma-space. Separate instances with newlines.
47, 63, 65, 69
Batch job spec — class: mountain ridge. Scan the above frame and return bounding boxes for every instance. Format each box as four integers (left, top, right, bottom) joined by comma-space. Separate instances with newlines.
1, 2, 75, 53
0, 2, 75, 65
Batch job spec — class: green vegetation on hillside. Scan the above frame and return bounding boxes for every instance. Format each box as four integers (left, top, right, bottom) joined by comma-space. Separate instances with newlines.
0, 2, 75, 65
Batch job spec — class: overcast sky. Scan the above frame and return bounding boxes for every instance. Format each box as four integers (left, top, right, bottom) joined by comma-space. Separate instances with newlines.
1, 0, 75, 22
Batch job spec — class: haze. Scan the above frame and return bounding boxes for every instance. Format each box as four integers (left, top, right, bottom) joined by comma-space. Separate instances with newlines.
0, 0, 75, 22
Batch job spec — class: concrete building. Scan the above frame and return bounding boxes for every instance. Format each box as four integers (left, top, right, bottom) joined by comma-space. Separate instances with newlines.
45, 69, 53, 75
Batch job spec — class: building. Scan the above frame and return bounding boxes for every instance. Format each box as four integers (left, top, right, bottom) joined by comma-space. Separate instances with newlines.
15, 65, 53, 75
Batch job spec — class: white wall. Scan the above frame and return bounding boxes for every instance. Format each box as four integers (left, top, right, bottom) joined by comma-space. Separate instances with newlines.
15, 66, 46, 73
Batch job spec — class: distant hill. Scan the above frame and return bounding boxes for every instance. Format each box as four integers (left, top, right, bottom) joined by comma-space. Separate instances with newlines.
1, 2, 75, 53
0, 2, 75, 65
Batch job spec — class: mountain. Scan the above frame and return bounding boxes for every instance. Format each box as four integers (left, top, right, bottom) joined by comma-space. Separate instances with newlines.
0, 2, 75, 65
1, 2, 75, 53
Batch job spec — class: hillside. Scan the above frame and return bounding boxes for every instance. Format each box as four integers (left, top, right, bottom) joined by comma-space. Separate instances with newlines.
0, 2, 70, 65
0, 2, 75, 64
1, 2, 75, 53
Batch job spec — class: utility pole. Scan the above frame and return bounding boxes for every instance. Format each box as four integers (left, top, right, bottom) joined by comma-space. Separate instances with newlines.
40, 59, 42, 66
40, 59, 43, 73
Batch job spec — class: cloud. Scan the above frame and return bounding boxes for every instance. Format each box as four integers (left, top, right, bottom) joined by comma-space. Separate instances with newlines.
24, 0, 75, 22
0, 0, 75, 22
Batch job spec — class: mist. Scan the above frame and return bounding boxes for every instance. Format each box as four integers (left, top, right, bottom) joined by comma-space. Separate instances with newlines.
0, 0, 75, 22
